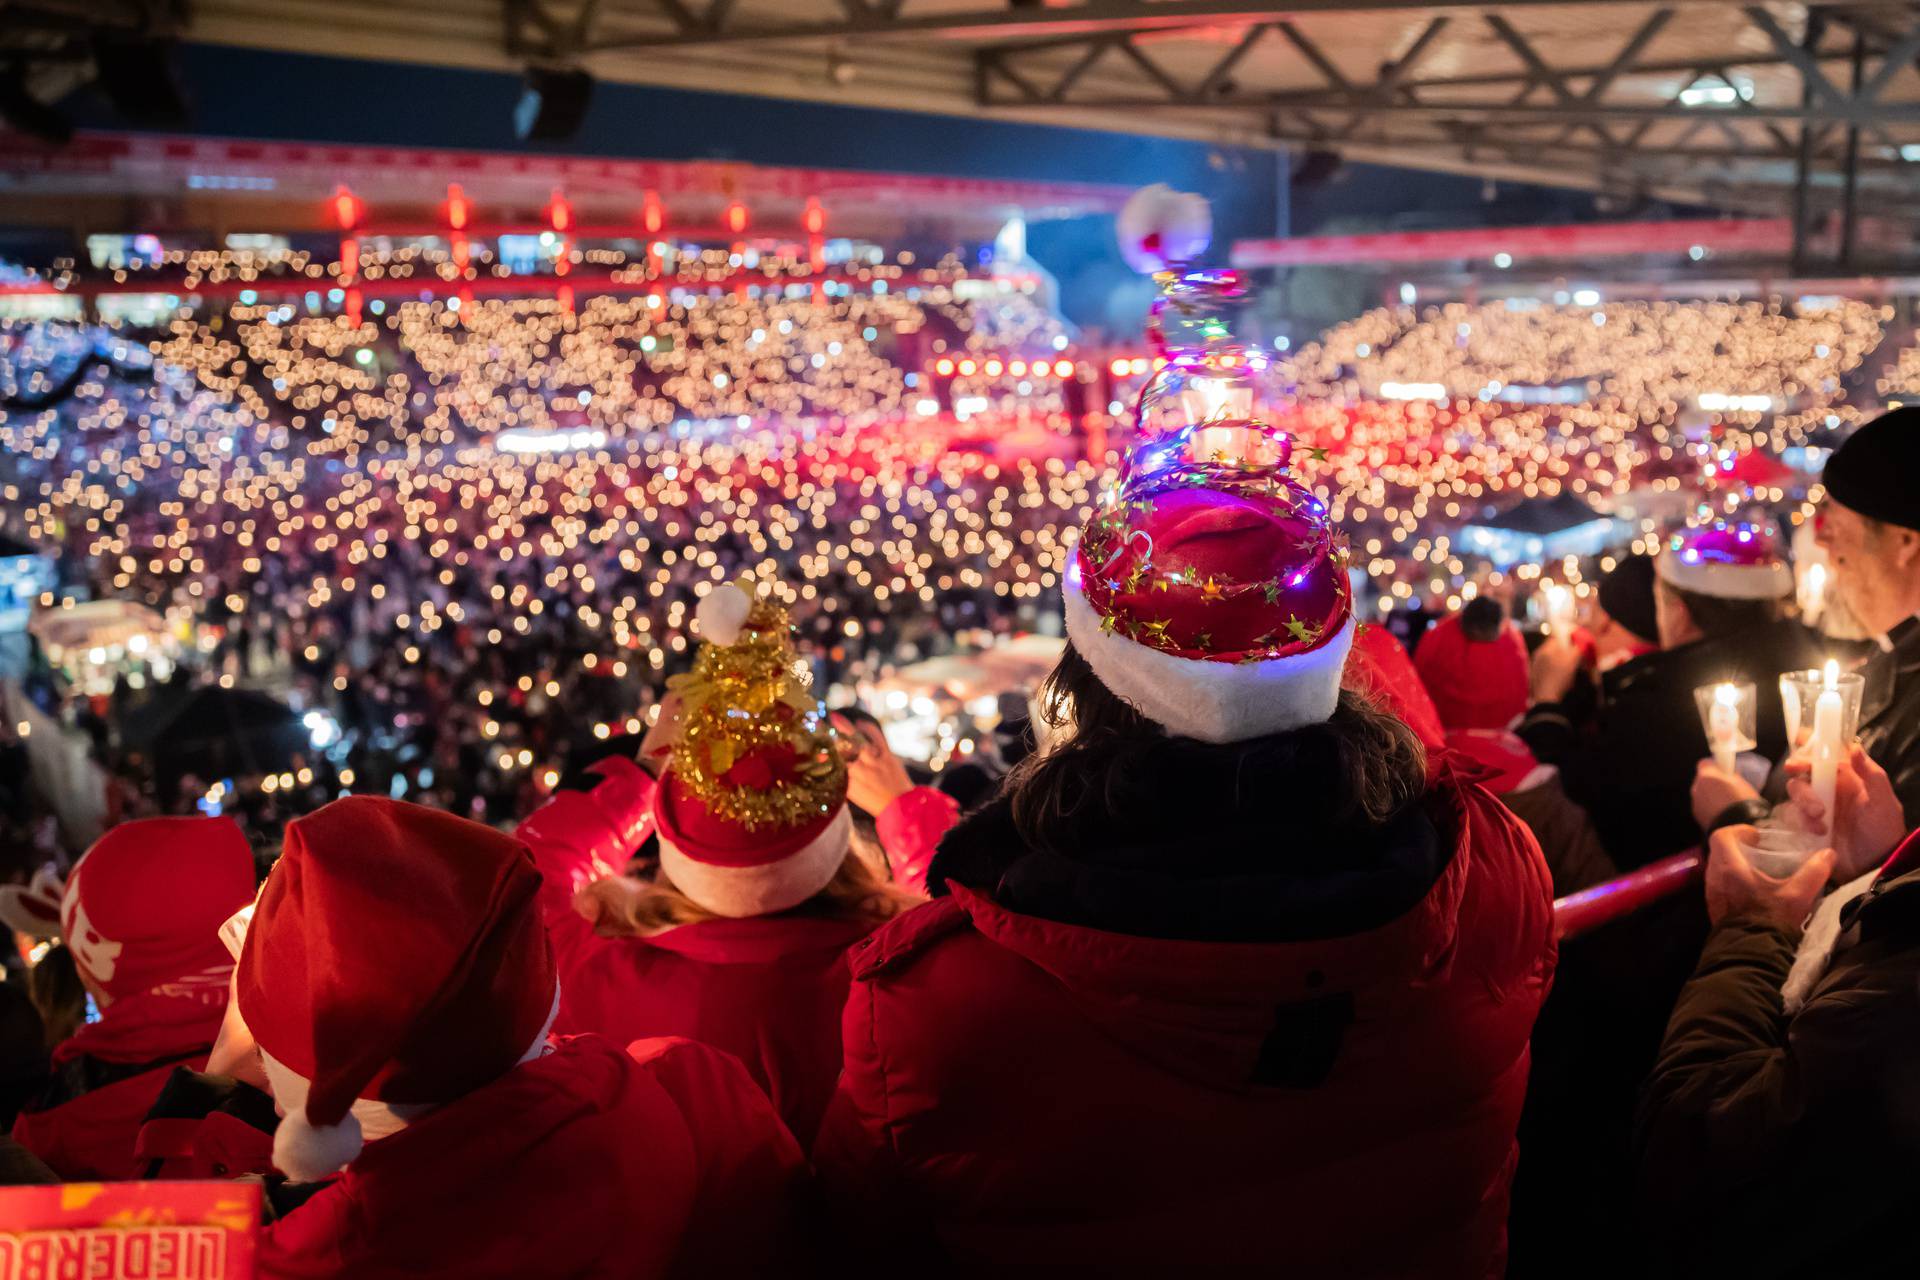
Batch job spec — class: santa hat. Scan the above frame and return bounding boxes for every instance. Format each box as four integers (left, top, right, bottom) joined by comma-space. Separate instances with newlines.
1414, 611, 1531, 732
58, 817, 254, 1002
652, 580, 850, 918
1117, 183, 1212, 275
237, 797, 557, 1182
1655, 518, 1792, 600
1065, 419, 1355, 743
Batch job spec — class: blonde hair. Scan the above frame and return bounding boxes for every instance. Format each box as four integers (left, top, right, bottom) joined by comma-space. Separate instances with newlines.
575, 844, 921, 937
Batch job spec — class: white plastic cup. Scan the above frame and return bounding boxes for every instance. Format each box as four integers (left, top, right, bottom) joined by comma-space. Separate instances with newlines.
1737, 826, 1826, 880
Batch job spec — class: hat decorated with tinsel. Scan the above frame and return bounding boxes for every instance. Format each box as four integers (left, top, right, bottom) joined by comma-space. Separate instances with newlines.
1655, 512, 1792, 601
1064, 417, 1357, 743
651, 579, 850, 917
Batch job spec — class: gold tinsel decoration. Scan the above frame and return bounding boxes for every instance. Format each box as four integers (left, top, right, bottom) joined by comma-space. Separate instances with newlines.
664, 581, 846, 831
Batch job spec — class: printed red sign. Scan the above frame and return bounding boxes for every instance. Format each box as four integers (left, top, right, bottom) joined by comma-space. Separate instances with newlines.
0, 1181, 258, 1280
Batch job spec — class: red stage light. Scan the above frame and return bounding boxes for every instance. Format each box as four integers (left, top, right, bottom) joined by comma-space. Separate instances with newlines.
803, 199, 825, 235
330, 186, 363, 232
643, 193, 664, 235
725, 202, 749, 235
1109, 358, 1129, 377
934, 358, 955, 376
1053, 359, 1074, 377
547, 190, 573, 233
446, 183, 470, 232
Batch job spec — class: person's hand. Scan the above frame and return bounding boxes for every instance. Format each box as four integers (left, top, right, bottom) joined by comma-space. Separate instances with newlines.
635, 692, 683, 778
1785, 744, 1907, 879
1691, 758, 1761, 830
832, 714, 913, 815
1530, 634, 1585, 704
1704, 825, 1834, 931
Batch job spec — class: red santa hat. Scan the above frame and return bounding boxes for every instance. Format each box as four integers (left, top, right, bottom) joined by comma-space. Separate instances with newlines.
651, 580, 850, 918
1655, 518, 1792, 600
236, 797, 558, 1182
1065, 420, 1355, 743
57, 817, 254, 1003
1414, 611, 1532, 732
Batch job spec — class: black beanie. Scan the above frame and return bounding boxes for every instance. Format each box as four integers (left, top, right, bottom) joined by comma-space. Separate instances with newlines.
1823, 406, 1920, 531
1597, 554, 1659, 645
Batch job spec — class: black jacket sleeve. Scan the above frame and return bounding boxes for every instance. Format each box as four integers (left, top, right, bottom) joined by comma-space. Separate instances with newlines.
1635, 919, 1915, 1273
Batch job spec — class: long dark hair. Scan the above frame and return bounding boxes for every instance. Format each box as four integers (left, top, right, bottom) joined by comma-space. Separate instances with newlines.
1006, 642, 1429, 857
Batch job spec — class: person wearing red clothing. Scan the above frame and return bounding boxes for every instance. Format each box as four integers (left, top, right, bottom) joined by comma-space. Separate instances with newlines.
1344, 620, 1446, 749
11, 816, 255, 1180
526, 581, 940, 1143
1415, 596, 1532, 734
217, 794, 803, 1279
814, 415, 1556, 1276
1415, 596, 1617, 895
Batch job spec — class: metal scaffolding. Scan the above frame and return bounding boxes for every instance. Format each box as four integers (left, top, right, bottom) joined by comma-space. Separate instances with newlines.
499, 0, 1920, 233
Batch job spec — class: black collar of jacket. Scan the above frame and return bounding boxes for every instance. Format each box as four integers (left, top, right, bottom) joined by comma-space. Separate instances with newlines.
925, 732, 1449, 944
1861, 614, 1920, 727
1840, 862, 1920, 939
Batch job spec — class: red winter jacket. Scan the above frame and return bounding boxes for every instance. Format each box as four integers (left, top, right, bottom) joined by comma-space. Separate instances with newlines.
1415, 613, 1532, 733
814, 765, 1555, 1277
259, 1034, 805, 1280
11, 989, 225, 1181
522, 758, 947, 1143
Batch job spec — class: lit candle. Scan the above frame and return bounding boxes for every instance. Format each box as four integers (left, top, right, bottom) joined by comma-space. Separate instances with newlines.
1799, 561, 1827, 624
1810, 658, 1844, 831
1544, 583, 1575, 636
1708, 681, 1740, 775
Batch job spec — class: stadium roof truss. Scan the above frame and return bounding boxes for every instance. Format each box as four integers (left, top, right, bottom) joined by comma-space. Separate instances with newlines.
493, 0, 1920, 223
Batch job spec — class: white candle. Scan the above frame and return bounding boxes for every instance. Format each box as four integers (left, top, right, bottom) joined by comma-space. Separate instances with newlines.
1708, 682, 1740, 775
1780, 673, 1802, 754
1544, 583, 1575, 635
1799, 561, 1827, 624
1810, 658, 1844, 830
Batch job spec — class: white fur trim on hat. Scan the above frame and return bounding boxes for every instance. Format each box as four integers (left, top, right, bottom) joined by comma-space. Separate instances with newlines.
1655, 549, 1793, 601
259, 984, 562, 1182
658, 804, 851, 918
696, 581, 753, 645
1063, 573, 1355, 744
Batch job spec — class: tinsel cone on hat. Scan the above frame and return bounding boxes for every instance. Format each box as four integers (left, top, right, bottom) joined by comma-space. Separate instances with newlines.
1065, 413, 1356, 743
651, 579, 850, 917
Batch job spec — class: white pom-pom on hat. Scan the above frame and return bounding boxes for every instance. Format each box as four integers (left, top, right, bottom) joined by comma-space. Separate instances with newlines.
273, 1105, 364, 1184
1117, 184, 1212, 274
695, 581, 753, 646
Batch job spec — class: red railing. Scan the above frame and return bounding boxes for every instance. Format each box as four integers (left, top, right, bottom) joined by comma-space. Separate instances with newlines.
1551, 850, 1705, 941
